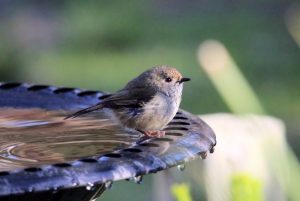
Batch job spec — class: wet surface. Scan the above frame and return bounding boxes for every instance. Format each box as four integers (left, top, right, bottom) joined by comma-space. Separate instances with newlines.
0, 108, 140, 171
0, 83, 217, 198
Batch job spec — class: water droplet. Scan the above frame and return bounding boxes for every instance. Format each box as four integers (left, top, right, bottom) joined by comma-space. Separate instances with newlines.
52, 187, 58, 194
105, 180, 113, 189
200, 152, 207, 159
177, 164, 185, 171
86, 182, 94, 191
133, 175, 143, 184
27, 187, 35, 193
72, 182, 79, 187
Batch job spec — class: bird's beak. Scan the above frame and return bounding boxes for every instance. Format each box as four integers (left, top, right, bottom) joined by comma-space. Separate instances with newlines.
179, 77, 191, 83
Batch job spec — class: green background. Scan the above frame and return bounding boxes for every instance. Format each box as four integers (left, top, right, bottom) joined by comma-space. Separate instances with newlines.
0, 1, 299, 200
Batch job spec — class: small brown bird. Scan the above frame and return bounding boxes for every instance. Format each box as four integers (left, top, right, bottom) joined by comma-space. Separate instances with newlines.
65, 65, 190, 137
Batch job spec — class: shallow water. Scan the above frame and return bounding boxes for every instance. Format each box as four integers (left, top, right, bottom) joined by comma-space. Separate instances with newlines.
0, 108, 139, 171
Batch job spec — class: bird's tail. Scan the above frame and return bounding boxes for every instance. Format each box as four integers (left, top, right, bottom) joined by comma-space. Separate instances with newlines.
64, 104, 104, 119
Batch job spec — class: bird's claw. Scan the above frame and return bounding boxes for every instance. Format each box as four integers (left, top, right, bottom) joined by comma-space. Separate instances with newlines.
143, 130, 165, 138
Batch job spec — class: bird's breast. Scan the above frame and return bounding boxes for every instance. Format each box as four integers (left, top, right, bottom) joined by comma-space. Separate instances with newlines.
134, 93, 180, 130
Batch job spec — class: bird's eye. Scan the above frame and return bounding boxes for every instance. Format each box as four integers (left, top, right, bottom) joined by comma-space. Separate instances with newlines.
165, 77, 172, 82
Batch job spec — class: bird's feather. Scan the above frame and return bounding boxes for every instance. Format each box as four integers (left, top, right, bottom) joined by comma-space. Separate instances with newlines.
102, 87, 156, 109
64, 104, 104, 119
65, 87, 156, 119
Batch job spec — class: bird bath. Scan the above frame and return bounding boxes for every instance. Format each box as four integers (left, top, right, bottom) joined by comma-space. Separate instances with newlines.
0, 82, 216, 201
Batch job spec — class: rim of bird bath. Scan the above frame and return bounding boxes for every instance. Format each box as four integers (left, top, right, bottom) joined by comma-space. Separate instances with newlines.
0, 82, 216, 201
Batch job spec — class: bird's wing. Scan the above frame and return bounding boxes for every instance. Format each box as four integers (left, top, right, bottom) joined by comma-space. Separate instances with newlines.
64, 104, 104, 119
101, 87, 156, 109
65, 87, 156, 119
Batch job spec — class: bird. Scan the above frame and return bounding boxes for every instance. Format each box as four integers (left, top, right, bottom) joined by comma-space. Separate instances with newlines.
65, 65, 190, 137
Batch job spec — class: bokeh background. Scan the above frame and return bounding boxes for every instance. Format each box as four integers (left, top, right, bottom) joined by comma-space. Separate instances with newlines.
1, 0, 300, 200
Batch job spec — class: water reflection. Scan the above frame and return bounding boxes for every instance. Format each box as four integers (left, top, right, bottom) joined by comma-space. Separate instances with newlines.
0, 108, 140, 171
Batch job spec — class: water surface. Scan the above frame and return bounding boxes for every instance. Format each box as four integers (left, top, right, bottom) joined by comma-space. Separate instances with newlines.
0, 108, 139, 171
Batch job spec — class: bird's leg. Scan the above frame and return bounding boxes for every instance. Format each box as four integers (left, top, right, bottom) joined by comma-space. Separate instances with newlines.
143, 130, 165, 137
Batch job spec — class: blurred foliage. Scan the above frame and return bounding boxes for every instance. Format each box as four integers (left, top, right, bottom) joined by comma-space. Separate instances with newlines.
0, 0, 300, 200
171, 183, 192, 201
231, 174, 263, 201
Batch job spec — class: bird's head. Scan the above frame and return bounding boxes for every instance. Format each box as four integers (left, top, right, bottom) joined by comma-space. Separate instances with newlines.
147, 65, 190, 96
125, 65, 190, 97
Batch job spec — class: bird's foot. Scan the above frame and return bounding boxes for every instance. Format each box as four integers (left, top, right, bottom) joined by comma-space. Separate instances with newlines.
143, 130, 165, 138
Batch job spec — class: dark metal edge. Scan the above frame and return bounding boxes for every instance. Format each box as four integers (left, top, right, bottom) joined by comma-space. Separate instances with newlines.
0, 82, 216, 196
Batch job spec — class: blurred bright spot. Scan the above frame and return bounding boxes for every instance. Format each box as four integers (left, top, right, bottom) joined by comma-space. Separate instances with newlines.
197, 40, 265, 114
286, 3, 300, 47
231, 174, 263, 201
171, 183, 192, 201
198, 40, 229, 74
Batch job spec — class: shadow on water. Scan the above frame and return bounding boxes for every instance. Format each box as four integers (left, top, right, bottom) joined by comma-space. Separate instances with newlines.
0, 108, 140, 171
